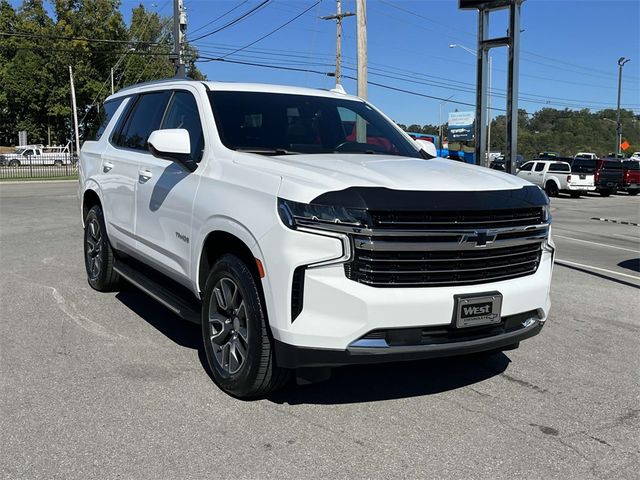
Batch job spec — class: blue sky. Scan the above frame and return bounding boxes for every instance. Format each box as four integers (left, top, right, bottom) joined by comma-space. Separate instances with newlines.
15, 0, 640, 126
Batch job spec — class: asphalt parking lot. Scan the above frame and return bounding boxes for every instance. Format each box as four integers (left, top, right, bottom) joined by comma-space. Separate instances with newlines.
1, 182, 639, 479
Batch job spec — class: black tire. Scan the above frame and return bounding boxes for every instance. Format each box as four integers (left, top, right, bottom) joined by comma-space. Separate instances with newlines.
54, 160, 62, 166
201, 254, 290, 398
545, 181, 559, 197
570, 191, 581, 198
9, 159, 20, 167
599, 188, 611, 197
628, 190, 638, 196
83, 204, 120, 291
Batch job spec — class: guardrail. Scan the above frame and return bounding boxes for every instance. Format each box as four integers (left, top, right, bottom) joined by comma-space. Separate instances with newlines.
0, 155, 78, 180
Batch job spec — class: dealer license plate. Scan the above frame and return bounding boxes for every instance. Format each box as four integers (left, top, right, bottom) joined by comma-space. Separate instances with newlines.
454, 293, 503, 328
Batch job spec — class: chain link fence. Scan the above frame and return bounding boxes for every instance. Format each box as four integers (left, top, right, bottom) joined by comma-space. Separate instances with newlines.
0, 155, 78, 180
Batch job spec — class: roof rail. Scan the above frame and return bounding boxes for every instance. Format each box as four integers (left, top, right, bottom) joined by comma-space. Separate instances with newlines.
115, 76, 194, 94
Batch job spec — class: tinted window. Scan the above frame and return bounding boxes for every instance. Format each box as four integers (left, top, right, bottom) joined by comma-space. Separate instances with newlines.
534, 163, 545, 172
549, 162, 570, 172
603, 161, 623, 170
209, 91, 422, 158
91, 98, 124, 141
23, 149, 33, 156
624, 160, 640, 170
519, 162, 533, 171
571, 159, 597, 173
161, 91, 204, 162
114, 91, 171, 150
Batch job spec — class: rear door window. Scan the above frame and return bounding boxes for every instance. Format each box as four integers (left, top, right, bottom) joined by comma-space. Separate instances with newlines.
113, 91, 171, 151
534, 163, 545, 172
92, 98, 124, 141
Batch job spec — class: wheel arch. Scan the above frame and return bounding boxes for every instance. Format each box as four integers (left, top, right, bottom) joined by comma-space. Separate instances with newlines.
197, 230, 263, 296
82, 188, 102, 224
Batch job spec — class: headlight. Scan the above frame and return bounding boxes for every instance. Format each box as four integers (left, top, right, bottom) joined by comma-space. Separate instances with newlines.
541, 204, 551, 223
278, 198, 370, 230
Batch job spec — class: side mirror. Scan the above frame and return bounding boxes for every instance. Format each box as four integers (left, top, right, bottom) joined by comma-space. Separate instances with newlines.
414, 139, 438, 158
148, 129, 196, 171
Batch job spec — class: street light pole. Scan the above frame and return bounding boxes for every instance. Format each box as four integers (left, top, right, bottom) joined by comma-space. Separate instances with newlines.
439, 94, 455, 151
615, 57, 630, 155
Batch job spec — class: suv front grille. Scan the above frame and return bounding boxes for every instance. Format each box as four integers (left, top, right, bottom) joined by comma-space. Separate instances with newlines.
344, 208, 547, 288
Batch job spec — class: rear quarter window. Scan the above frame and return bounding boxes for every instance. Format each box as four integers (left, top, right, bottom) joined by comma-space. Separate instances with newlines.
549, 163, 570, 172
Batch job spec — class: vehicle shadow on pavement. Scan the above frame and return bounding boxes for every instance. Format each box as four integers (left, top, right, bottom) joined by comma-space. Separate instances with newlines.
618, 258, 640, 273
115, 290, 201, 349
266, 354, 511, 405
115, 289, 511, 404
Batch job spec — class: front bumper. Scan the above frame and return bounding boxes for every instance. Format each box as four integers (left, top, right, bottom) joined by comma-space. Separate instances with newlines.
275, 314, 544, 368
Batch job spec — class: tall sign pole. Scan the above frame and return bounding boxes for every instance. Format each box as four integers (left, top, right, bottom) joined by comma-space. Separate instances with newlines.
321, 0, 355, 85
459, 0, 524, 174
616, 57, 630, 155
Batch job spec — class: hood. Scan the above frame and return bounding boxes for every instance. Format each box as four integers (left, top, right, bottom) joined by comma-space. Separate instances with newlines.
232, 152, 533, 204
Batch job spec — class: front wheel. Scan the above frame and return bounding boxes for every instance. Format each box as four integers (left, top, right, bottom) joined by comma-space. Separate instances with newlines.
84, 205, 120, 291
570, 191, 581, 198
53, 160, 63, 166
201, 254, 290, 398
628, 189, 638, 196
599, 188, 611, 197
9, 159, 20, 167
545, 181, 559, 197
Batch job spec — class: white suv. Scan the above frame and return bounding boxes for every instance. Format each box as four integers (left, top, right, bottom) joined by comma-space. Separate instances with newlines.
79, 79, 554, 398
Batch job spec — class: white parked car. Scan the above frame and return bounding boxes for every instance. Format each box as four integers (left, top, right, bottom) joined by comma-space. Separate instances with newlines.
79, 79, 554, 398
629, 151, 640, 160
517, 159, 594, 197
574, 152, 597, 160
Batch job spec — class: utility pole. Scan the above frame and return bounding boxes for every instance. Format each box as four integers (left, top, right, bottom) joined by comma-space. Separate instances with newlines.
321, 0, 355, 85
439, 94, 455, 151
616, 57, 630, 155
69, 66, 81, 157
173, 0, 187, 77
356, 0, 368, 143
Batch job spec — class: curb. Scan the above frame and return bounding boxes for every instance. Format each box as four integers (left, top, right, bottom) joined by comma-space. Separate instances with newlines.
0, 179, 78, 185
590, 217, 640, 227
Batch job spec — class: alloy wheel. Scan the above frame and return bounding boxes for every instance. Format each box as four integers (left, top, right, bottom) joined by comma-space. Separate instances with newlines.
85, 219, 103, 279
207, 277, 249, 376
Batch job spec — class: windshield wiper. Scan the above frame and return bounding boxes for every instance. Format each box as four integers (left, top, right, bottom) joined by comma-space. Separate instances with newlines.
235, 148, 301, 156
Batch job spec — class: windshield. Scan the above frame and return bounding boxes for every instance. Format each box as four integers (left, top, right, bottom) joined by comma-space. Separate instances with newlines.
208, 91, 422, 158
571, 159, 597, 173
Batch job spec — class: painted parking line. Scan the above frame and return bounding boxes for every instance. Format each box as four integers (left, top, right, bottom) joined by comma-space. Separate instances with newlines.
591, 217, 640, 227
553, 234, 640, 254
555, 259, 640, 281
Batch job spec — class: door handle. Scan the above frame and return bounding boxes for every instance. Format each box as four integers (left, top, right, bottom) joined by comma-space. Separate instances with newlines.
138, 169, 153, 181
103, 161, 114, 172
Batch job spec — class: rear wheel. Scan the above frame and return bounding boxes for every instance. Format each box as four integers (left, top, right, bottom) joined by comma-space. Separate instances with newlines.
201, 254, 290, 398
84, 205, 120, 291
53, 160, 63, 166
599, 188, 612, 197
545, 181, 559, 197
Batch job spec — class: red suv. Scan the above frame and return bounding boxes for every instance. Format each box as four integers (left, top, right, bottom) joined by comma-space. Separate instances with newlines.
621, 160, 640, 196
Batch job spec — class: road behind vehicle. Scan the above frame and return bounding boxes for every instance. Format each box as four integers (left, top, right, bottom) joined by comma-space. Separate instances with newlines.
621, 159, 640, 195
79, 79, 554, 398
517, 159, 592, 197
594, 158, 624, 196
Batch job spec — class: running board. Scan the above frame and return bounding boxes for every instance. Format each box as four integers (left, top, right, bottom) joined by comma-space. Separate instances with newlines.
114, 261, 201, 324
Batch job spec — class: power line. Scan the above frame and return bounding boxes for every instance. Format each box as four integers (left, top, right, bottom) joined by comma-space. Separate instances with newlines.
213, 0, 323, 60
188, 0, 250, 36
0, 30, 161, 46
187, 0, 271, 43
